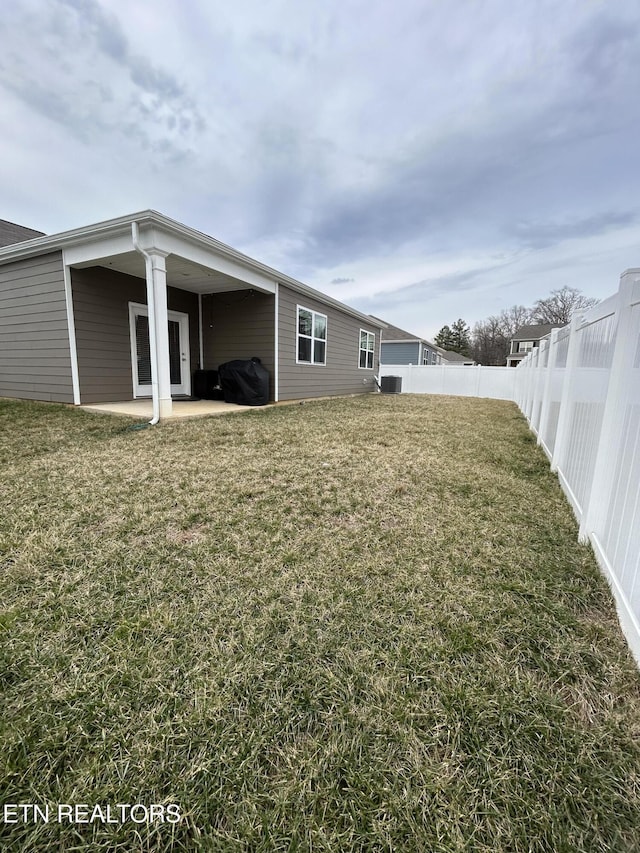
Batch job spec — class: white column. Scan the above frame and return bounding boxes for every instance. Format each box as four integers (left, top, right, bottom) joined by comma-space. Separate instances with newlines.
146, 251, 172, 419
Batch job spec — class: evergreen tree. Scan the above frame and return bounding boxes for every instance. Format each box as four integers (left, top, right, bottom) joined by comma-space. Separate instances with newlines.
434, 324, 454, 350
449, 318, 471, 356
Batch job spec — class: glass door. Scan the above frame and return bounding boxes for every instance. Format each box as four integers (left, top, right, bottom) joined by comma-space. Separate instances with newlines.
129, 304, 190, 397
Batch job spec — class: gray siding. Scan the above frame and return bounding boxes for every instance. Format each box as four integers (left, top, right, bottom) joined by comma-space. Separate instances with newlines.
0, 252, 74, 403
72, 267, 199, 404
201, 291, 276, 401
278, 284, 379, 400
380, 341, 420, 365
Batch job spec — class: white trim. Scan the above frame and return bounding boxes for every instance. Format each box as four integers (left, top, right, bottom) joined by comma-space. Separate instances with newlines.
198, 293, 204, 369
296, 305, 327, 366
61, 257, 81, 405
128, 302, 191, 397
358, 328, 375, 369
274, 283, 280, 401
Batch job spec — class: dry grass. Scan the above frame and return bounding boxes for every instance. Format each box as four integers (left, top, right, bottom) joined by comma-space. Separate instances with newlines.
1, 394, 639, 852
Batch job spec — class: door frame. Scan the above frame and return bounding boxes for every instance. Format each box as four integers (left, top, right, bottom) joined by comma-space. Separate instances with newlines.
128, 302, 191, 398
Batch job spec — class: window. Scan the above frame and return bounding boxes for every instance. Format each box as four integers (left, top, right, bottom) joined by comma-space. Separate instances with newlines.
422, 347, 429, 365
297, 306, 327, 365
519, 341, 534, 353
359, 330, 375, 368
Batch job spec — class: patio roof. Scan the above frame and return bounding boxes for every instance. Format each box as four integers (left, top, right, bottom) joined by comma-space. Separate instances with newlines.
0, 209, 380, 325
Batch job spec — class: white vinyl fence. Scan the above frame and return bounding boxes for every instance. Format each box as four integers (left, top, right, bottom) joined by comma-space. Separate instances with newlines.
380, 364, 517, 399
381, 268, 640, 663
516, 269, 640, 664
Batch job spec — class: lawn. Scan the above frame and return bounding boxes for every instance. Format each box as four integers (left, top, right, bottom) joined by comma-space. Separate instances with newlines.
1, 394, 639, 852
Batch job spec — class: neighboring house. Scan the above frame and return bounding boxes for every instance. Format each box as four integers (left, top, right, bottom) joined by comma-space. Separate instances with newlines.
506, 323, 564, 367
374, 318, 443, 365
439, 349, 476, 366
0, 218, 45, 247
0, 210, 384, 418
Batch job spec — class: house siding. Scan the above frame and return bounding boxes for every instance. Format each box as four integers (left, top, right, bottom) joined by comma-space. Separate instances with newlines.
201, 291, 276, 401
0, 252, 74, 403
380, 341, 420, 364
71, 266, 199, 404
278, 284, 379, 400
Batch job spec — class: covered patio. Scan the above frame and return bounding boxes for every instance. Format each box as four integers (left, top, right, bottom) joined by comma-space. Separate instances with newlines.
62, 211, 279, 421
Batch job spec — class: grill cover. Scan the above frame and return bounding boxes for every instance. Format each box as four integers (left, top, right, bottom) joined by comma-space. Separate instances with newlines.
218, 358, 269, 406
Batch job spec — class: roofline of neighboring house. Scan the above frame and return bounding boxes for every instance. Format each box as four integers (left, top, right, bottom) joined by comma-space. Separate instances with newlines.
381, 337, 441, 347
510, 324, 565, 341
0, 217, 45, 234
0, 209, 385, 329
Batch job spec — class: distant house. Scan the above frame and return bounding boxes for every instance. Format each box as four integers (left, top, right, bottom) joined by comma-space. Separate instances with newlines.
374, 319, 443, 365
0, 210, 385, 418
0, 218, 45, 248
506, 323, 564, 367
440, 349, 476, 366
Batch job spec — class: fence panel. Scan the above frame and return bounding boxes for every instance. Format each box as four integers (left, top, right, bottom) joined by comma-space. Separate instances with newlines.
554, 308, 617, 518
379, 365, 517, 400
517, 271, 640, 665
380, 269, 640, 664
538, 326, 570, 458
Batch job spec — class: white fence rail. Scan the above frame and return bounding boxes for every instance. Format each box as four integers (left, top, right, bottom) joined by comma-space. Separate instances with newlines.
381, 268, 640, 664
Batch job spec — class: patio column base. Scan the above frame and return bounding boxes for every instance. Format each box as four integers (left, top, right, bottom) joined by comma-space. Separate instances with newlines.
159, 397, 173, 418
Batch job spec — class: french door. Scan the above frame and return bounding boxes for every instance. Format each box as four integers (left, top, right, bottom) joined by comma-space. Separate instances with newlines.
129, 303, 191, 397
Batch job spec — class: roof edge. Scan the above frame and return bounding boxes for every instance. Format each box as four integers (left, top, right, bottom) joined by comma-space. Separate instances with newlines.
0, 210, 384, 329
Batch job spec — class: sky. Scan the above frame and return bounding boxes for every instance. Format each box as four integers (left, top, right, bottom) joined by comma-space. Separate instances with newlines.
2, 0, 640, 340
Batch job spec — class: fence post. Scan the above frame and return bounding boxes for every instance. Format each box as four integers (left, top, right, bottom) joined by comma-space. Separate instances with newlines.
551, 313, 582, 474
524, 348, 537, 422
518, 356, 529, 409
579, 270, 640, 542
530, 341, 545, 435
407, 363, 413, 393
537, 328, 559, 450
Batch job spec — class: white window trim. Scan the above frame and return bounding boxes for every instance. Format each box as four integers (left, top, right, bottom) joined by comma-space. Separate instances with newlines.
296, 305, 327, 366
358, 329, 376, 369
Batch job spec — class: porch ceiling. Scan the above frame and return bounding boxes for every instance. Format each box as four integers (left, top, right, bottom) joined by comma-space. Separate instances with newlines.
71, 251, 260, 294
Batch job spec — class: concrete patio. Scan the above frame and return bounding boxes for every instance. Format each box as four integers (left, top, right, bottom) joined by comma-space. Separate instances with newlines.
81, 399, 253, 419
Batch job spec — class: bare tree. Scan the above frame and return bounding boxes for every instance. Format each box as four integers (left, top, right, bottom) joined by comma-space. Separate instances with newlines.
471, 305, 533, 365
498, 304, 534, 339
532, 287, 598, 325
471, 315, 509, 365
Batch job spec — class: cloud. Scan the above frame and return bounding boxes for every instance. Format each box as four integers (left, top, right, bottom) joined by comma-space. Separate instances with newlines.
508, 211, 637, 250
1, 0, 639, 337
0, 0, 206, 162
